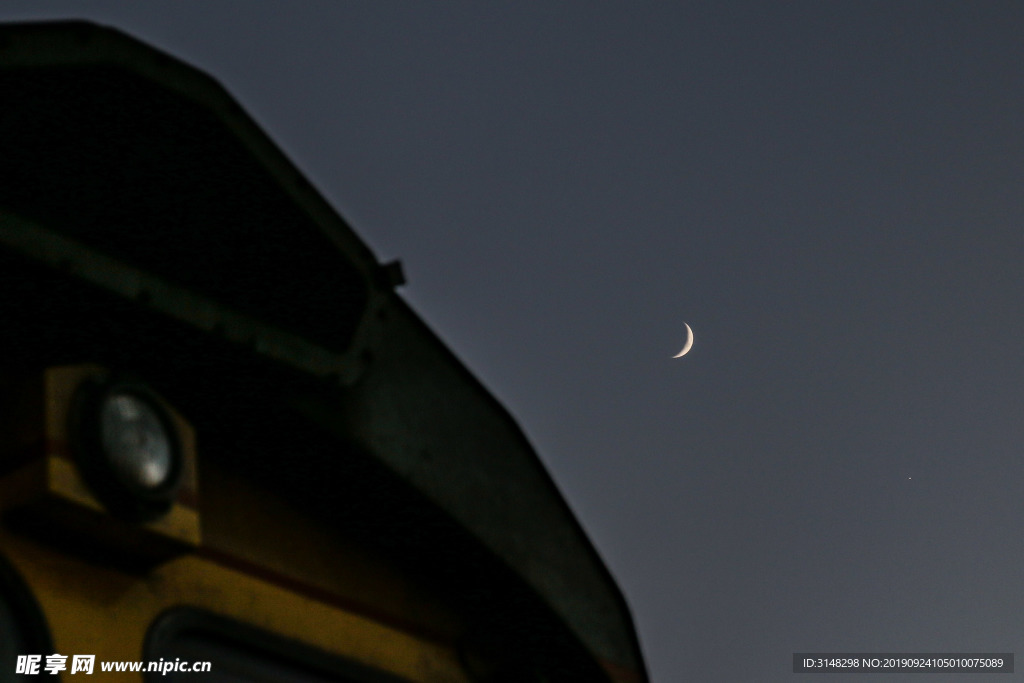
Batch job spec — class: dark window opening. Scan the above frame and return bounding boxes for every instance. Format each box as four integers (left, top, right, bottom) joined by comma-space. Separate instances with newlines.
145, 607, 407, 682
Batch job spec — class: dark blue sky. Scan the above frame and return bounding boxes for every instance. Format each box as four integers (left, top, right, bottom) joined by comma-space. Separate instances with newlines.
5, 3, 1024, 680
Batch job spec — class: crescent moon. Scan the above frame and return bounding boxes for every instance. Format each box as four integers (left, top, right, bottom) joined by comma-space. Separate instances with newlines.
672, 323, 694, 358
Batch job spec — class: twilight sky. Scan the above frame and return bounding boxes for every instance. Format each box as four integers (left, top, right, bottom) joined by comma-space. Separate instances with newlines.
4, 3, 1024, 680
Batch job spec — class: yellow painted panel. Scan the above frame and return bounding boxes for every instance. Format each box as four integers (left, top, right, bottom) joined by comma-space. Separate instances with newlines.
3, 532, 468, 683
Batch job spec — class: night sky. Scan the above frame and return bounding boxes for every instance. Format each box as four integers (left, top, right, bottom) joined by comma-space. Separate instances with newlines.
4, 3, 1024, 681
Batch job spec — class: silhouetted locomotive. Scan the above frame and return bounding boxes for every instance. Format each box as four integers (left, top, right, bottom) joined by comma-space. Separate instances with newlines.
0, 21, 646, 682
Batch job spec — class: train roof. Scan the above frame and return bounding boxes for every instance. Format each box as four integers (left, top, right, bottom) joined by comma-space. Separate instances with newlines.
0, 20, 646, 682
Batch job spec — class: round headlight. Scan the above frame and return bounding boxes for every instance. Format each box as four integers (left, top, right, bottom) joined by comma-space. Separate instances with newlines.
72, 376, 183, 522
100, 393, 175, 491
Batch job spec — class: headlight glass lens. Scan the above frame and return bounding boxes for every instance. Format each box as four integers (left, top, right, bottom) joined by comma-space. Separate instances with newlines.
72, 374, 184, 522
100, 392, 174, 491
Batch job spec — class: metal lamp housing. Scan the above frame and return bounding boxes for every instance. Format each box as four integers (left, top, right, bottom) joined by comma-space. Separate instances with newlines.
72, 378, 184, 523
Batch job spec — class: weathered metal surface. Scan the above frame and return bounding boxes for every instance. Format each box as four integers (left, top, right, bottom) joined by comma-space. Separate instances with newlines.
0, 20, 647, 681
